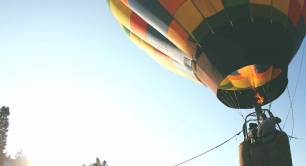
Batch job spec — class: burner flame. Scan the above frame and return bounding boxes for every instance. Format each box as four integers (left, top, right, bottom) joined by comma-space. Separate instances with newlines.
255, 92, 264, 105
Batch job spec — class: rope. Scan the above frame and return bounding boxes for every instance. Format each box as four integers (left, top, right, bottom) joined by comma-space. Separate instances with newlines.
288, 89, 295, 141
283, 89, 291, 128
288, 135, 306, 141
292, 41, 305, 101
283, 88, 295, 141
283, 42, 304, 133
174, 130, 242, 166
233, 91, 245, 119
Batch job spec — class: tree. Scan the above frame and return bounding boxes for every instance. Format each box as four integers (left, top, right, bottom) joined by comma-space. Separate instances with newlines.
13, 151, 30, 166
88, 157, 108, 166
0, 106, 10, 165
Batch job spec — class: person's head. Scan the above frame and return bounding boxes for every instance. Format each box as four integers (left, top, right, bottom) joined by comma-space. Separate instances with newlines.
249, 123, 258, 129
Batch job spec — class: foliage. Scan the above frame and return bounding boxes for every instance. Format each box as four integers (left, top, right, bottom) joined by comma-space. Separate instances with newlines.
2, 151, 30, 166
0, 106, 10, 165
0, 106, 30, 166
85, 157, 108, 166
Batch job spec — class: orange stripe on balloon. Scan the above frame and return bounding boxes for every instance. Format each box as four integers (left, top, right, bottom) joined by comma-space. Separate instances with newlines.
122, 0, 128, 6
158, 0, 187, 15
167, 20, 190, 53
227, 74, 244, 81
253, 73, 268, 79
153, 49, 173, 62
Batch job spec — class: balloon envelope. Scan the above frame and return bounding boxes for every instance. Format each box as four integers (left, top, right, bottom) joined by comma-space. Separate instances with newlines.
108, 0, 306, 109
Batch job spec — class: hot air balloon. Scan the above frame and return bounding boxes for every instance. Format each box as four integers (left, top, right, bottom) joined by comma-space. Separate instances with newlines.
108, 0, 305, 165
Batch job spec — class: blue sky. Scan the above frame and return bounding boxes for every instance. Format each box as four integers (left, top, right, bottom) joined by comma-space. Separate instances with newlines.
0, 0, 305, 166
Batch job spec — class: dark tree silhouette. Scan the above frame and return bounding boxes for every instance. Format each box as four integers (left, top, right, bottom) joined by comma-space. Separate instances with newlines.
87, 157, 108, 166
0, 106, 10, 165
0, 106, 30, 166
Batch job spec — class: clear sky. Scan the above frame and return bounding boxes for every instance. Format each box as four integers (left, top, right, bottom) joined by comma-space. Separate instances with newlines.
0, 0, 305, 166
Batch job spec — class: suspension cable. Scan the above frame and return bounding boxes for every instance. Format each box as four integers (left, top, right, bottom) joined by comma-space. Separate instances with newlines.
292, 41, 305, 101
233, 91, 244, 119
288, 89, 295, 141
174, 130, 242, 166
283, 42, 304, 131
282, 88, 295, 142
288, 135, 306, 141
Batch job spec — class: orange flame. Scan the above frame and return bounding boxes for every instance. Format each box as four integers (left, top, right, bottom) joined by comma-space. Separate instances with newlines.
255, 92, 264, 105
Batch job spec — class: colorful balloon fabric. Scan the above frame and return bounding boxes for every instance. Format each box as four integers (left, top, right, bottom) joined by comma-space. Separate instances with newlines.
108, 0, 306, 109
